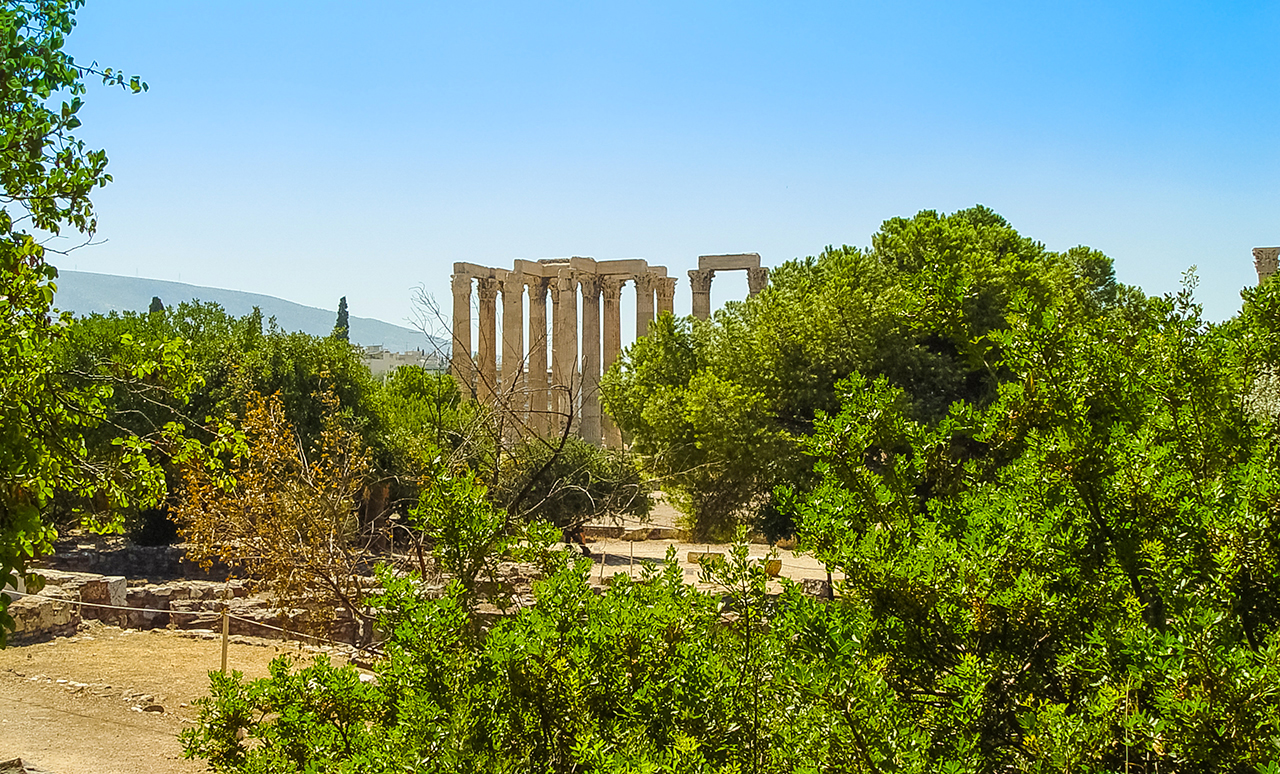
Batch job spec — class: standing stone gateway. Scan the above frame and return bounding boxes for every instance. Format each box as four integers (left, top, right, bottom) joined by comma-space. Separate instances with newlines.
688, 253, 768, 320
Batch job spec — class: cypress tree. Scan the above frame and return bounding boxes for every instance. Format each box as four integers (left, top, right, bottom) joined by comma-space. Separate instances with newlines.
334, 296, 349, 341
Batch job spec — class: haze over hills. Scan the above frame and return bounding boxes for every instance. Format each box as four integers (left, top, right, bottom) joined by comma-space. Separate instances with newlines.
53, 271, 447, 354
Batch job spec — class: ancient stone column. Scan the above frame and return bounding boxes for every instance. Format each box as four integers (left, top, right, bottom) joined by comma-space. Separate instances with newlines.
551, 271, 578, 429
499, 271, 525, 410
475, 277, 499, 403
601, 276, 624, 448
634, 272, 656, 338
688, 269, 714, 320
450, 273, 473, 398
579, 275, 602, 445
525, 276, 550, 434
747, 266, 769, 296
1255, 248, 1279, 285
656, 277, 677, 317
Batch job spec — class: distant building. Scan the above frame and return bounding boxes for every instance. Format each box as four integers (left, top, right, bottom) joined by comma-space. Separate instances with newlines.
361, 345, 448, 378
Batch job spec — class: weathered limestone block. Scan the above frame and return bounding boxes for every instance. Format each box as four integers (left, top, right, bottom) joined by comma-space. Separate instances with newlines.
7, 586, 79, 644
800, 577, 833, 599
124, 579, 234, 629
698, 253, 761, 272
35, 569, 127, 626
125, 585, 173, 629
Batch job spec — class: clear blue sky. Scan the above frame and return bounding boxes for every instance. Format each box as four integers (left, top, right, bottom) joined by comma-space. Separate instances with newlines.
57, 0, 1280, 334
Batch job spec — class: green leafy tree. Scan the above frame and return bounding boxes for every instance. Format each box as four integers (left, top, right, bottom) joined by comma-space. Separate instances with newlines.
782, 275, 1280, 769
603, 206, 1122, 538
0, 0, 192, 644
48, 303, 392, 540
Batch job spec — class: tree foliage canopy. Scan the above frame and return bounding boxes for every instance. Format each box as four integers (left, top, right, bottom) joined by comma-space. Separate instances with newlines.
603, 206, 1124, 537
0, 0, 164, 642
184, 269, 1280, 772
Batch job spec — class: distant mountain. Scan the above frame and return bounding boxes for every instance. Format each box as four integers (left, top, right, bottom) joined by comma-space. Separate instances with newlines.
53, 271, 446, 354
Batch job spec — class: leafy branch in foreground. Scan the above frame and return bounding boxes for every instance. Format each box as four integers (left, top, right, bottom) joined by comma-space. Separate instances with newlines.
0, 0, 168, 645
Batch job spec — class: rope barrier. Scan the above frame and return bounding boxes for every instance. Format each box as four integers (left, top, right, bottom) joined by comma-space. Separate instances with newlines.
5, 591, 208, 616
225, 613, 355, 649
5, 590, 358, 650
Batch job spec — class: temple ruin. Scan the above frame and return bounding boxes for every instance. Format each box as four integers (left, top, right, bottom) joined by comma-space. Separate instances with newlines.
688, 253, 769, 320
451, 253, 768, 446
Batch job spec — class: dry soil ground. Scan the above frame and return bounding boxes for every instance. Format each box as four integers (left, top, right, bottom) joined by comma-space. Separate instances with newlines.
0, 624, 339, 774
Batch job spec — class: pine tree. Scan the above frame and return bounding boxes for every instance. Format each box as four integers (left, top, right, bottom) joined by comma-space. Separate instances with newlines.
149, 296, 164, 314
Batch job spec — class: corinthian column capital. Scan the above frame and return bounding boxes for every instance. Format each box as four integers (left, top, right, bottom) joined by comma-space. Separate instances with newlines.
451, 273, 472, 295
475, 276, 499, 302
553, 272, 578, 297
747, 266, 769, 295
498, 272, 524, 297
601, 276, 625, 301
524, 275, 548, 298
687, 269, 714, 293
1255, 247, 1279, 284
656, 277, 677, 304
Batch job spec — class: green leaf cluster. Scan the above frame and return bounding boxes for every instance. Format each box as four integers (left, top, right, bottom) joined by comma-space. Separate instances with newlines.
183, 541, 914, 774
602, 206, 1122, 538
0, 0, 170, 643
780, 274, 1280, 768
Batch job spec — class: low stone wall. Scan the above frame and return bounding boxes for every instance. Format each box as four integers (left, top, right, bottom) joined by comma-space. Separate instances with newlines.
5, 568, 373, 646
40, 539, 230, 582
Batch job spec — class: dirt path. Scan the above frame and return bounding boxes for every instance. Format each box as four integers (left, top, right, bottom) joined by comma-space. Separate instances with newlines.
0, 623, 341, 774
585, 537, 834, 588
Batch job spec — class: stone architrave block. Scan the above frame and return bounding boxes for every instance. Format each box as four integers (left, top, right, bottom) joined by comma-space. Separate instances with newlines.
698, 253, 761, 271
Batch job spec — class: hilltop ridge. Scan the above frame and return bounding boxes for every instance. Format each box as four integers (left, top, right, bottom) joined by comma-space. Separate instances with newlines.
52, 271, 446, 354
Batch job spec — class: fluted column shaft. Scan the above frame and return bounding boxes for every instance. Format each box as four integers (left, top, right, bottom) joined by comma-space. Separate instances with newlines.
526, 277, 549, 434
601, 277, 624, 448
450, 273, 473, 398
499, 272, 525, 415
579, 275, 602, 445
634, 273, 656, 338
476, 277, 499, 403
551, 271, 578, 430
688, 269, 714, 320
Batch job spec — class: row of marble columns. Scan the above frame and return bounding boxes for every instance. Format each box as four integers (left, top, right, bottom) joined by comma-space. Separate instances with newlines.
451, 258, 675, 447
